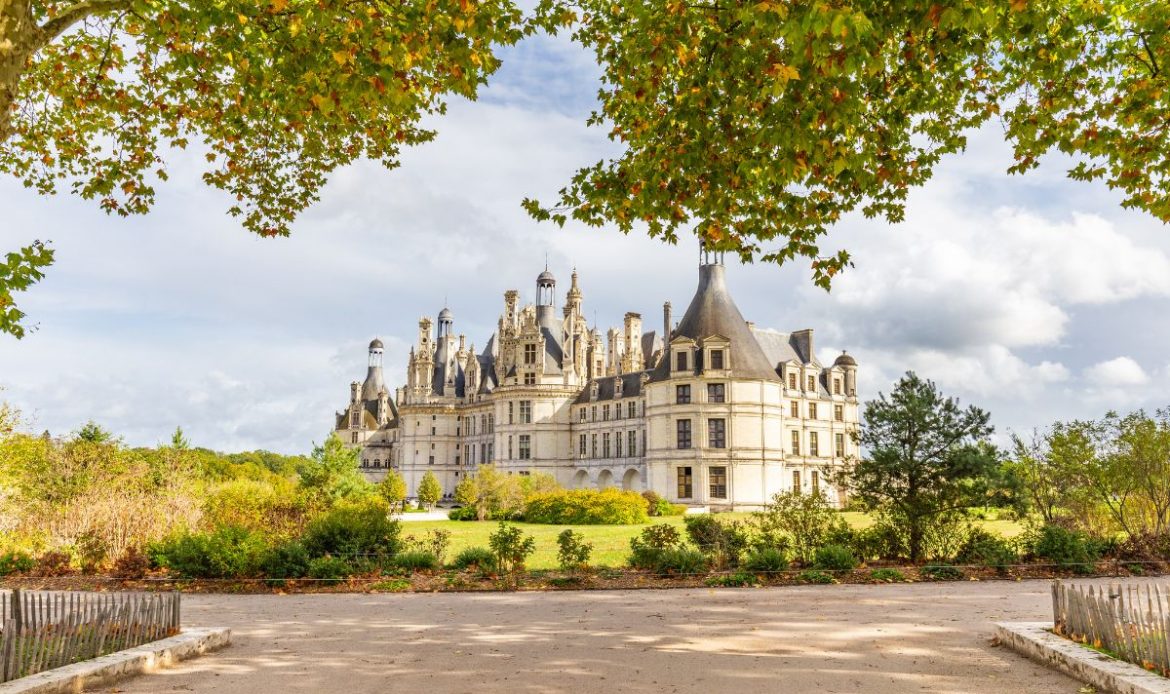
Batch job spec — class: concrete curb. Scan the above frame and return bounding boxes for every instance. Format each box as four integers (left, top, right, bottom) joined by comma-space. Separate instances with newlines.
995, 622, 1170, 694
0, 627, 231, 694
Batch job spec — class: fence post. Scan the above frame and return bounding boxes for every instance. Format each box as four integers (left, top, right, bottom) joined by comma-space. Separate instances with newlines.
11, 589, 21, 633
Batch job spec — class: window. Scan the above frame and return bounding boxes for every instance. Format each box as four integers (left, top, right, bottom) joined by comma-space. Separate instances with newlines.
710, 349, 724, 370
524, 372, 536, 385
792, 470, 801, 492
373, 458, 380, 468
431, 427, 436, 436
603, 432, 611, 458
579, 434, 587, 456
362, 458, 368, 468
677, 466, 693, 498
835, 433, 845, 458
487, 442, 493, 460
351, 432, 359, 444
807, 375, 816, 391
480, 443, 487, 462
579, 408, 586, 422
524, 343, 537, 364
708, 418, 726, 449
508, 435, 513, 459
707, 383, 725, 403
809, 403, 818, 419
835, 404, 844, 422
790, 430, 800, 455
591, 406, 597, 422
508, 402, 514, 424
591, 433, 597, 458
616, 431, 624, 457
518, 434, 531, 460
627, 401, 636, 418
676, 384, 691, 404
810, 431, 819, 457
812, 470, 820, 495
351, 410, 359, 426
603, 405, 610, 421
833, 378, 842, 395
628, 430, 637, 457
790, 401, 799, 418
519, 400, 532, 424
709, 466, 727, 499
614, 403, 622, 420
788, 373, 797, 389
677, 419, 692, 449
428, 455, 435, 465
455, 455, 461, 466
676, 350, 688, 371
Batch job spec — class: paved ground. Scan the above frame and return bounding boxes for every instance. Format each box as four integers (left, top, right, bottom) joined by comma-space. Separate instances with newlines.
93, 579, 1097, 693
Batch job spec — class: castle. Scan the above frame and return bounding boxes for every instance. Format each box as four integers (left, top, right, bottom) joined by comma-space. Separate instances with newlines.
335, 255, 860, 509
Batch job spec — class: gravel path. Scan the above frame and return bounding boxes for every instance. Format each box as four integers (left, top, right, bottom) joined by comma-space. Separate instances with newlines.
91, 579, 1094, 693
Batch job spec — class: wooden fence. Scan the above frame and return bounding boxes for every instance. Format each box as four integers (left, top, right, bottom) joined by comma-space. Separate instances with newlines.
1052, 580, 1170, 677
0, 589, 181, 684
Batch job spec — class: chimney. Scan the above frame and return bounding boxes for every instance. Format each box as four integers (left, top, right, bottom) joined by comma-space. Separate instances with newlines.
663, 302, 672, 340
792, 329, 815, 364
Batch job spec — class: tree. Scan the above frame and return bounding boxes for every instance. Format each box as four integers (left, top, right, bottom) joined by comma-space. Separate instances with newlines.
841, 372, 1000, 563
298, 432, 370, 505
377, 469, 407, 513
416, 470, 441, 510
527, 2, 1170, 287
169, 426, 189, 450
453, 474, 479, 507
470, 463, 523, 521
0, 0, 528, 337
74, 420, 113, 444
753, 490, 846, 564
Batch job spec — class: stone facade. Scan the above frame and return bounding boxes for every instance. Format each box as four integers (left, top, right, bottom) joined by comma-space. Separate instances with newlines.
335, 259, 860, 509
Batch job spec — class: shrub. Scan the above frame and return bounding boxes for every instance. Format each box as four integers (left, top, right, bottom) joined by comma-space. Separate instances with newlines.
848, 525, 897, 562
642, 490, 663, 515
34, 551, 75, 577
643, 491, 685, 517
259, 541, 311, 580
869, 568, 907, 583
652, 548, 708, 576
628, 524, 685, 570
151, 526, 268, 579
705, 571, 758, 587
112, 546, 152, 579
369, 578, 412, 592
447, 505, 478, 521
754, 491, 847, 564
403, 530, 451, 565
556, 529, 593, 571
302, 498, 400, 561
742, 547, 790, 574
451, 546, 496, 572
813, 544, 857, 572
684, 514, 751, 569
307, 555, 352, 580
0, 550, 35, 576
920, 564, 964, 581
956, 529, 1017, 570
523, 489, 649, 525
797, 569, 835, 584
488, 522, 536, 575
394, 551, 439, 571
1116, 532, 1170, 562
1026, 524, 1103, 574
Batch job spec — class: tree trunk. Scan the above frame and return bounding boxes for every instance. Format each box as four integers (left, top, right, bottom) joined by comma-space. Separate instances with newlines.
0, 0, 33, 144
909, 521, 923, 564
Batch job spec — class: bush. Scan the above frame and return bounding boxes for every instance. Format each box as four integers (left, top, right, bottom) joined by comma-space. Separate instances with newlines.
523, 489, 649, 525
848, 525, 897, 562
151, 526, 268, 579
652, 548, 708, 576
259, 541, 311, 580
0, 550, 35, 576
1027, 524, 1103, 574
869, 568, 907, 583
302, 498, 400, 561
451, 546, 496, 572
920, 564, 964, 580
447, 506, 478, 521
112, 547, 151, 579
742, 547, 790, 574
394, 551, 439, 571
402, 530, 451, 565
754, 491, 847, 564
956, 529, 1017, 570
684, 514, 751, 569
556, 529, 593, 571
488, 522, 536, 575
813, 544, 857, 572
642, 490, 663, 515
797, 569, 835, 584
705, 571, 759, 587
1116, 532, 1170, 562
307, 555, 353, 580
33, 551, 75, 577
628, 524, 685, 570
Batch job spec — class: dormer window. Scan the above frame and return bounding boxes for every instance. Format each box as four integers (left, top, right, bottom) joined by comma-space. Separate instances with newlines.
787, 373, 797, 389
833, 378, 842, 395
710, 349, 724, 370
615, 376, 624, 398
590, 382, 600, 401
806, 375, 816, 391
676, 351, 689, 371
524, 372, 536, 386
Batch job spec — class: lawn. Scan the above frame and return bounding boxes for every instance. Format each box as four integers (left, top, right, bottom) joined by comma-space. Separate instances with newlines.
400, 511, 1026, 570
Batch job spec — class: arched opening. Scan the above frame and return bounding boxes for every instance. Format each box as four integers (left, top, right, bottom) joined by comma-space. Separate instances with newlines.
622, 468, 641, 491
597, 469, 614, 489
572, 469, 589, 489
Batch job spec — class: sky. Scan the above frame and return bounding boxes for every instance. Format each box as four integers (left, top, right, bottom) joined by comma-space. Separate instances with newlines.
2, 32, 1169, 455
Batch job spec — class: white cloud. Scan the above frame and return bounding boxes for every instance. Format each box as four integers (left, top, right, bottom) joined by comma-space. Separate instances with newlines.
1084, 357, 1149, 387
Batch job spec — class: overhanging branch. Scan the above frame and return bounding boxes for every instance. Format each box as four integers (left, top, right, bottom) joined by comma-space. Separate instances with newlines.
37, 0, 130, 47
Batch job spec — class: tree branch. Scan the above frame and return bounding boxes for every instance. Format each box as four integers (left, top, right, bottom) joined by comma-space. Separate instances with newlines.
36, 0, 130, 48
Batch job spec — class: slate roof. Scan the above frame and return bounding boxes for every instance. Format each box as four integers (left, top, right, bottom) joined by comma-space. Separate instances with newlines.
573, 371, 648, 405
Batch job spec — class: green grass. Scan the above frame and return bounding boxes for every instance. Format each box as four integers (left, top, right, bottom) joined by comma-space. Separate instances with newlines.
400, 511, 1025, 570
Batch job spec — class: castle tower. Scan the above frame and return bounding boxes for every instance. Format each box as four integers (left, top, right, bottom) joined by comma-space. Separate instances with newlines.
360, 338, 385, 401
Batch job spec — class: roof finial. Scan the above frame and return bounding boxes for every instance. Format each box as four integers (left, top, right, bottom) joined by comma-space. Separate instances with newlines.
545, 251, 549, 271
